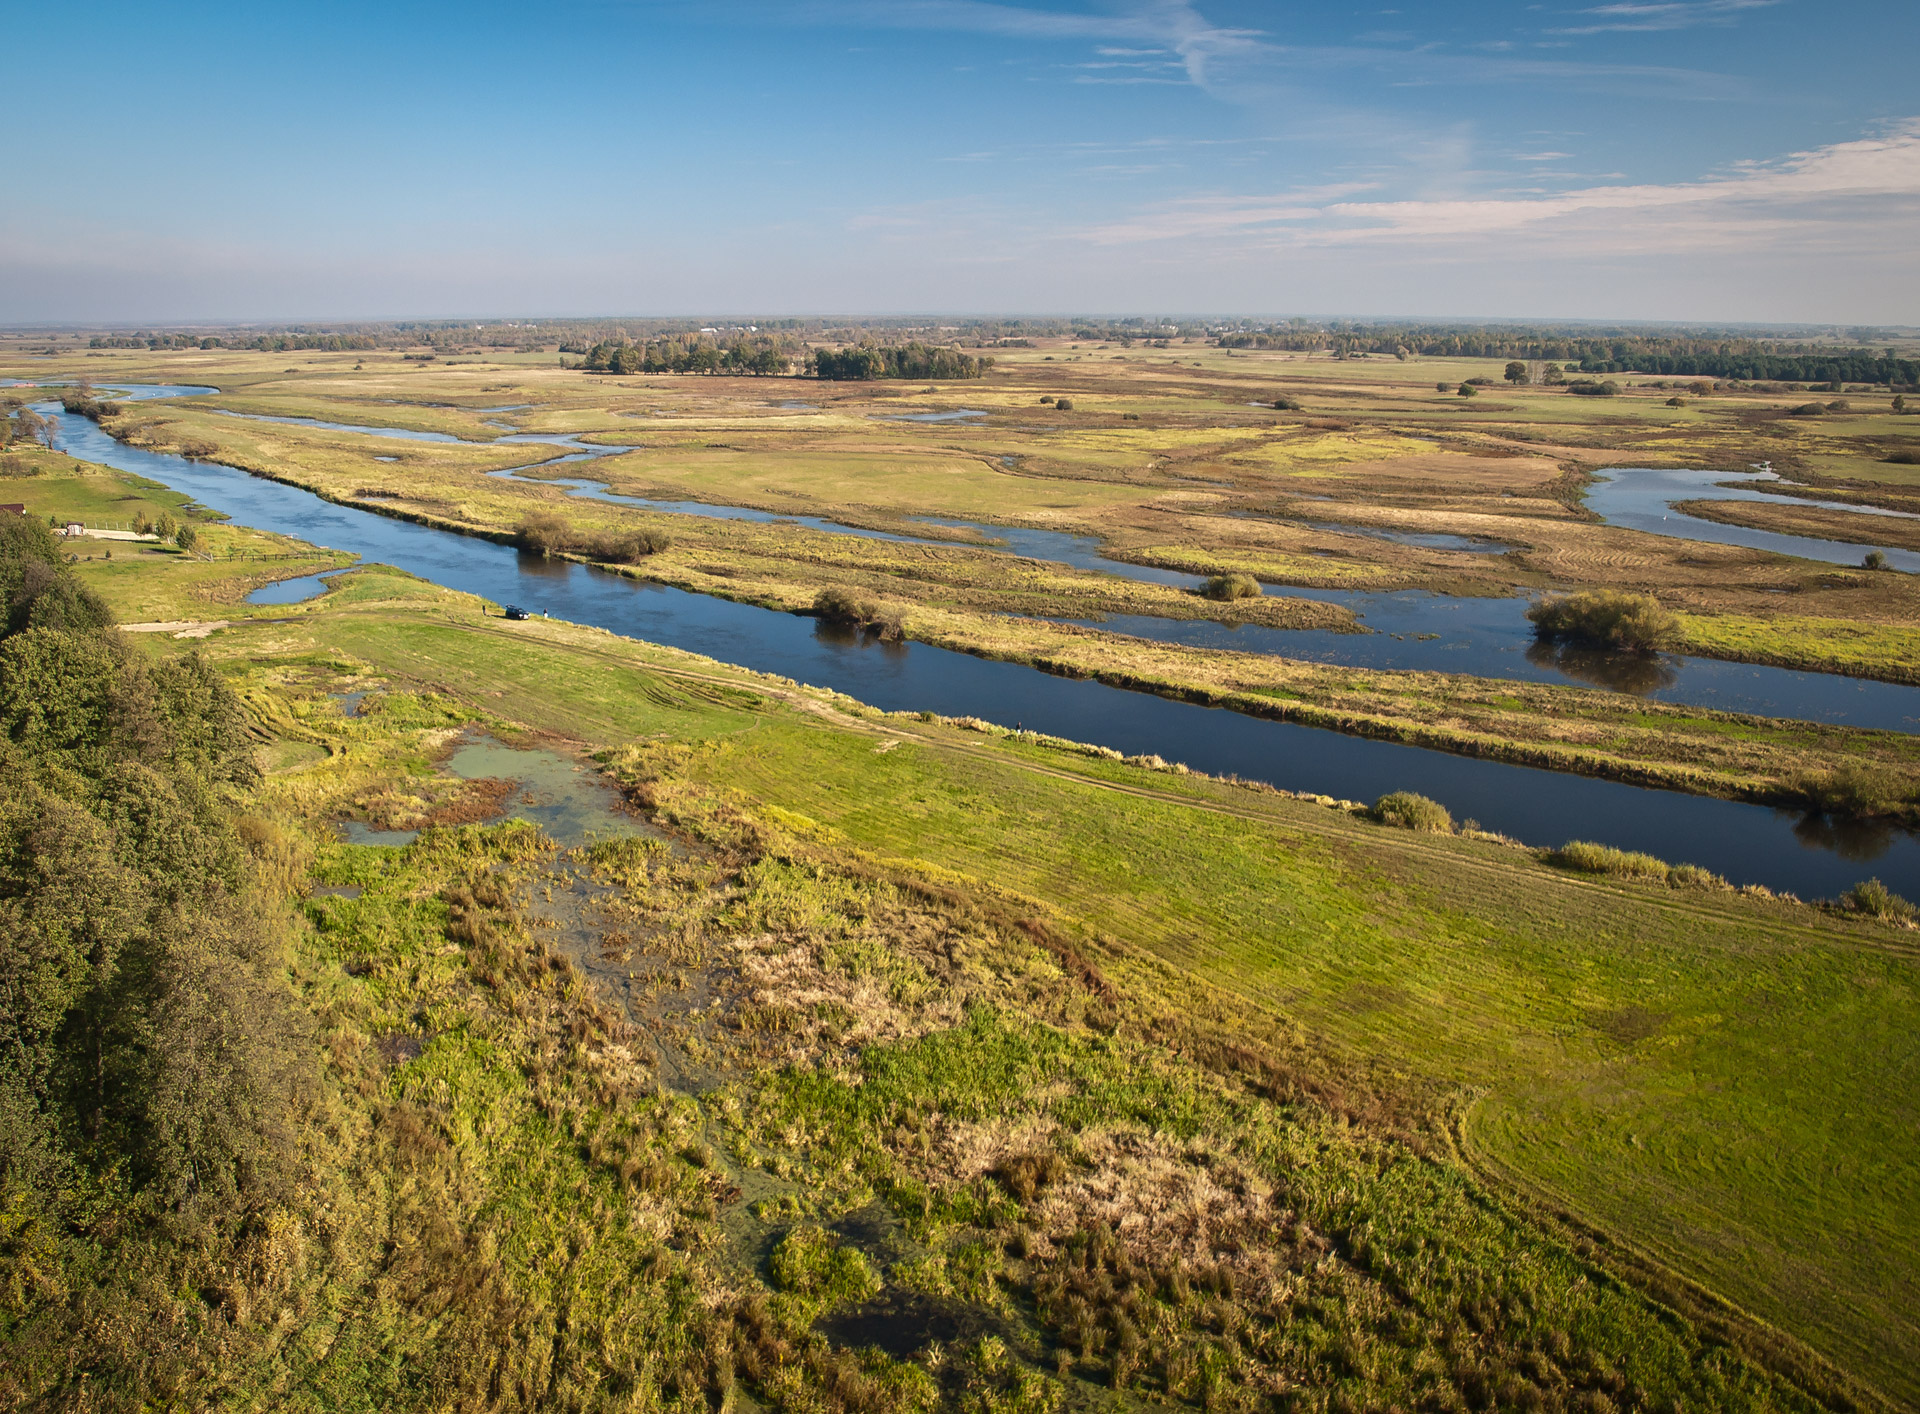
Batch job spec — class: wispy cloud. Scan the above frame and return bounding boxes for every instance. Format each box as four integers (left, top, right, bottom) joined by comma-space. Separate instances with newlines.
784, 1, 1743, 100
1078, 120, 1920, 256
1553, 0, 1779, 35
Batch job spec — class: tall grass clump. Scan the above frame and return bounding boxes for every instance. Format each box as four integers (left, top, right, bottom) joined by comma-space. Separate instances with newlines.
1547, 840, 1723, 888
1840, 877, 1917, 922
1200, 572, 1260, 602
1527, 590, 1680, 654
1370, 791, 1453, 833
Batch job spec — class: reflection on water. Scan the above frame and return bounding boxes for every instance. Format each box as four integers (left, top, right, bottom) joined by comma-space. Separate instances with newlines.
447, 732, 655, 848
37, 388, 1920, 897
1525, 641, 1679, 695
248, 573, 336, 605
1589, 467, 1920, 573
1789, 810, 1901, 863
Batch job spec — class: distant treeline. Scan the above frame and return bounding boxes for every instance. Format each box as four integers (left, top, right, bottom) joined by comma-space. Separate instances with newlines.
809, 342, 990, 380
578, 336, 790, 376
88, 332, 379, 352
1215, 325, 1919, 386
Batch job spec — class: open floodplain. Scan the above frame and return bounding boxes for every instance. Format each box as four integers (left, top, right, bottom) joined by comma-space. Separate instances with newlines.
3, 334, 1918, 1411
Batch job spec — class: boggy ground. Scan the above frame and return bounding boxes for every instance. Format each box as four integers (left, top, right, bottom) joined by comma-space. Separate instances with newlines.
63, 614, 1893, 1414
24, 500, 1912, 1412
11, 378, 1920, 820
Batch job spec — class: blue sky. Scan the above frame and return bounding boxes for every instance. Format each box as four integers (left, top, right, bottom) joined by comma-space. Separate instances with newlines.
2, 0, 1916, 323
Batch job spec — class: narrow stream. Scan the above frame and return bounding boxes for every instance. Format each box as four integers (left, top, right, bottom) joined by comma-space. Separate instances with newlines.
32, 387, 1918, 897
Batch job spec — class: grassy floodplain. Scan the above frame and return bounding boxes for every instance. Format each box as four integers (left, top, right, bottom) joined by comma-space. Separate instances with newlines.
7, 341, 1920, 822
4, 438, 1915, 1409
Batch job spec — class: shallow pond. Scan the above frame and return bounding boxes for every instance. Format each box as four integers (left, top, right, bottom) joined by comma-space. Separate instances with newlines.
335, 732, 654, 849
248, 572, 337, 605
40, 390, 1919, 896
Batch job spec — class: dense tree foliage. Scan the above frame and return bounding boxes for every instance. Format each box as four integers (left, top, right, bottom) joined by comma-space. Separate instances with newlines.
581, 334, 790, 375
1, 517, 301, 1361
809, 342, 990, 381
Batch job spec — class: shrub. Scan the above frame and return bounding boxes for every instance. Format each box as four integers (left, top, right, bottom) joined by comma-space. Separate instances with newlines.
1054, 398, 1073, 411
1864, 550, 1889, 570
1457, 383, 1476, 398
812, 586, 903, 639
1200, 572, 1260, 601
1548, 841, 1671, 881
1271, 396, 1302, 410
514, 513, 667, 563
1567, 379, 1620, 397
1883, 450, 1919, 464
1826, 399, 1850, 412
1788, 402, 1828, 416
514, 512, 570, 556
578, 529, 669, 563
1840, 877, 1917, 922
1370, 791, 1453, 833
1436, 382, 1451, 393
1797, 761, 1906, 817
1666, 397, 1686, 408
1667, 863, 1727, 889
1526, 590, 1679, 653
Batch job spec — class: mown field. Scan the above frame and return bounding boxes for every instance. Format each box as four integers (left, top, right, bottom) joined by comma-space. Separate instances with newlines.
15, 448, 1909, 1409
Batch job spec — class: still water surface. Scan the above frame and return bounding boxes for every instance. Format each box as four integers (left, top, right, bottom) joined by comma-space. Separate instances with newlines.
37, 387, 1919, 896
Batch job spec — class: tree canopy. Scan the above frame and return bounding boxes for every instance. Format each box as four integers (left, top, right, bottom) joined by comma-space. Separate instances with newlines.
809, 342, 990, 381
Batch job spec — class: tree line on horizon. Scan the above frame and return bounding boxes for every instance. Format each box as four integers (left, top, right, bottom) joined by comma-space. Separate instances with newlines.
1215, 326, 1919, 386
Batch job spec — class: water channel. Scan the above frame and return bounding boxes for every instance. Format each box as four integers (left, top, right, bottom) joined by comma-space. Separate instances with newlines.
174, 390, 1920, 729
30, 385, 1920, 897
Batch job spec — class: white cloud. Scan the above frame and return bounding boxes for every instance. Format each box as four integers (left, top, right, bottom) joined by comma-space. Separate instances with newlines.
1553, 0, 1779, 34
1077, 120, 1920, 260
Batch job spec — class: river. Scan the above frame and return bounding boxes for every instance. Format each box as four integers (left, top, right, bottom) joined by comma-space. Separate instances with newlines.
27, 384, 1920, 897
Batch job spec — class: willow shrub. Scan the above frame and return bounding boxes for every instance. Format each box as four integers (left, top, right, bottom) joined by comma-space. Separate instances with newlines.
1526, 590, 1681, 653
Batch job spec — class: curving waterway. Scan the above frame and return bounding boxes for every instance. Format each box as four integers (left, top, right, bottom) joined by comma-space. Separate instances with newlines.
177, 391, 1920, 729
1587, 464, 1920, 574
29, 385, 1920, 897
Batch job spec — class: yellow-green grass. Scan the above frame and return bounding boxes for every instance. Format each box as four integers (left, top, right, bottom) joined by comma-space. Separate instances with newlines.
30, 440, 1920, 816
134, 559, 1920, 1406
1679, 611, 1920, 683
13, 345, 1919, 667
6, 458, 353, 619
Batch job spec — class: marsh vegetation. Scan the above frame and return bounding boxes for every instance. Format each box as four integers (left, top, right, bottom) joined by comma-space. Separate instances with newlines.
3, 326, 1919, 1409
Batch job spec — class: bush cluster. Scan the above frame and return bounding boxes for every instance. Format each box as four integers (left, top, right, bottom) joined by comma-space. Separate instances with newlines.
812, 585, 905, 639
1796, 761, 1909, 818
1526, 591, 1680, 654
1370, 791, 1453, 832
514, 512, 670, 564
1841, 877, 1916, 922
1199, 572, 1260, 602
